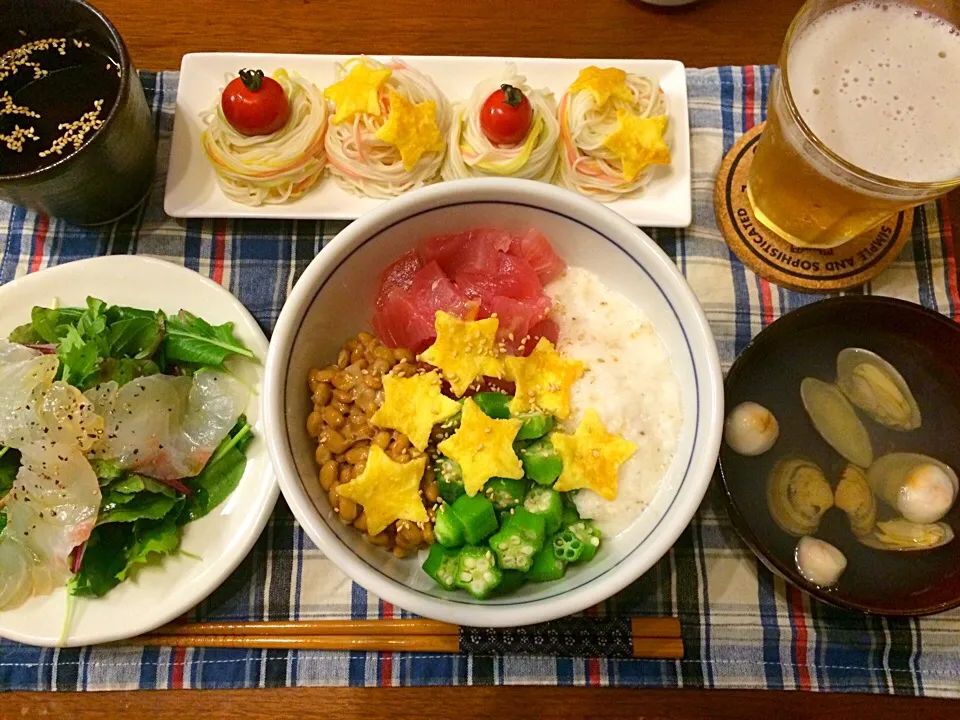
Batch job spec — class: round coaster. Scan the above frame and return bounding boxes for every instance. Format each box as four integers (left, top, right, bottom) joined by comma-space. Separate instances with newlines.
713, 122, 913, 293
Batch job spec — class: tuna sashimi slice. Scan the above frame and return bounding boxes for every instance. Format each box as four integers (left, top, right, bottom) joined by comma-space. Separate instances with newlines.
408, 261, 479, 321
372, 288, 436, 352
509, 229, 566, 284
417, 228, 514, 276
484, 294, 552, 355
416, 233, 467, 273
376, 250, 422, 308
524, 318, 560, 355
455, 253, 543, 303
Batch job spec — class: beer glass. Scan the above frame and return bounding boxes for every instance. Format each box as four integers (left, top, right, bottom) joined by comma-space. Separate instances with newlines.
747, 0, 960, 249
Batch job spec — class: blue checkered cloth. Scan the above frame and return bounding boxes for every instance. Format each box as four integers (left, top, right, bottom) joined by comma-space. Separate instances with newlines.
1, 68, 959, 694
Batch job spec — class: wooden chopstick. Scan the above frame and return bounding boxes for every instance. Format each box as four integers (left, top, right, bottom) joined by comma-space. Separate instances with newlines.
139, 633, 463, 653
136, 617, 683, 659
149, 617, 680, 639
151, 619, 460, 637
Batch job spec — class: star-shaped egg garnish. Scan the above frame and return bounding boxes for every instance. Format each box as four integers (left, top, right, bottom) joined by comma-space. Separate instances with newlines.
370, 371, 462, 452
335, 444, 428, 536
602, 110, 670, 182
324, 62, 392, 124
504, 337, 585, 420
373, 88, 445, 171
437, 398, 524, 496
569, 66, 634, 107
419, 311, 504, 397
552, 409, 637, 501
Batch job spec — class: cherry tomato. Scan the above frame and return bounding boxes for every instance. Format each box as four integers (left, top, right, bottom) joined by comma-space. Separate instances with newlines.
220, 69, 290, 136
480, 84, 533, 146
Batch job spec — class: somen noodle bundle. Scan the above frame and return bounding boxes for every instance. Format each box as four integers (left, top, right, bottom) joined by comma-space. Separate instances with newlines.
201, 69, 328, 206
324, 56, 451, 198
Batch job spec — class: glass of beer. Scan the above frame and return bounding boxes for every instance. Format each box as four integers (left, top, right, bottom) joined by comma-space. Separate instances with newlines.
747, 0, 960, 249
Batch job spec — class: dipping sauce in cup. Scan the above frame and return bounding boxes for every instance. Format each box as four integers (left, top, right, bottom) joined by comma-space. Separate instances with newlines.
0, 0, 156, 225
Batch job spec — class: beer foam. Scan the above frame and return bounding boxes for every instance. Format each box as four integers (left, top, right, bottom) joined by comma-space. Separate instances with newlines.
788, 1, 960, 183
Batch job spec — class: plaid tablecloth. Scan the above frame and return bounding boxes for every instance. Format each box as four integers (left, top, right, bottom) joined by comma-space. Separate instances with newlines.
1, 67, 959, 695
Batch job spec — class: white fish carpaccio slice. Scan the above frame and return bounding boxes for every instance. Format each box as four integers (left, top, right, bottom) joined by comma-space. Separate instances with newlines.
85, 371, 249, 480
0, 341, 104, 610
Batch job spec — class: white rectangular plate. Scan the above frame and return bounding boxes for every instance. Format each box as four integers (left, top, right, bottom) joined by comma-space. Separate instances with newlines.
165, 53, 691, 227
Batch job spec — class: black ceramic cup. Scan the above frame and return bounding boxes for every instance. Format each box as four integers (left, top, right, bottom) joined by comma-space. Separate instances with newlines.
0, 0, 156, 225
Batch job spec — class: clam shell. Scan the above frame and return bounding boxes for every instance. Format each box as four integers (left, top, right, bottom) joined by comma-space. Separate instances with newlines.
836, 348, 920, 431
795, 536, 847, 587
766, 457, 834, 536
801, 378, 874, 467
867, 452, 958, 524
834, 464, 876, 537
857, 518, 954, 552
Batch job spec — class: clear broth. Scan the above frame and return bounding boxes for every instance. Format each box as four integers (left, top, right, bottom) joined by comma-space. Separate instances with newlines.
721, 306, 960, 613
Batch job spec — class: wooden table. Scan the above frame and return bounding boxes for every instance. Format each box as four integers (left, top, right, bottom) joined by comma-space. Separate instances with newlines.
10, 0, 960, 716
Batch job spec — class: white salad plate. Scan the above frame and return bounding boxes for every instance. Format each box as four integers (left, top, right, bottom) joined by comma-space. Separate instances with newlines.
0, 256, 277, 647
165, 53, 692, 228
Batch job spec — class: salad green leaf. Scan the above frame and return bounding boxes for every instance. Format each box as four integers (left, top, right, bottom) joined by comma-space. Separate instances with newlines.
107, 314, 165, 359
0, 446, 18, 494
106, 473, 177, 498
97, 490, 181, 525
105, 473, 178, 498
98, 357, 162, 387
7, 322, 41, 345
164, 311, 255, 369
180, 419, 252, 524
106, 304, 164, 322
56, 298, 113, 389
68, 525, 130, 598
30, 306, 84, 343
117, 517, 181, 582
77, 297, 108, 343
58, 326, 102, 389
70, 517, 183, 598
0, 447, 19, 533
90, 458, 126, 483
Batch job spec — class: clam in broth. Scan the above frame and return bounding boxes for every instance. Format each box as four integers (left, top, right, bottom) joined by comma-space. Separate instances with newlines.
867, 453, 959, 525
795, 536, 847, 587
800, 378, 874, 467
836, 348, 921, 431
858, 518, 955, 552
767, 457, 834, 536
834, 464, 877, 537
724, 401, 779, 456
